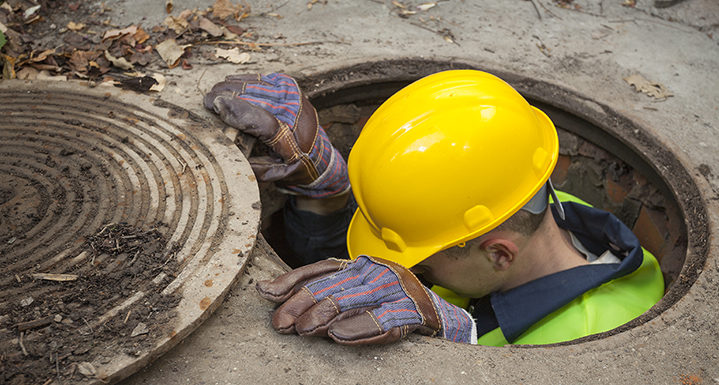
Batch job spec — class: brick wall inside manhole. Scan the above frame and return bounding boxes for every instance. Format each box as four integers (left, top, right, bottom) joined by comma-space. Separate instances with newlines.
255, 65, 708, 344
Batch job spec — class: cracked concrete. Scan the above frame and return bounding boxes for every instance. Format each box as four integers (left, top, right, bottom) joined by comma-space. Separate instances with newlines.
65, 0, 719, 383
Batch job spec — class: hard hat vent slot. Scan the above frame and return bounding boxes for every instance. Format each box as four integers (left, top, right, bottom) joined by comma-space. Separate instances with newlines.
463, 205, 493, 232
381, 227, 407, 252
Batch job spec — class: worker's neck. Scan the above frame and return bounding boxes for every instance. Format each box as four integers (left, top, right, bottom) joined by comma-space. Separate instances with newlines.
500, 210, 588, 291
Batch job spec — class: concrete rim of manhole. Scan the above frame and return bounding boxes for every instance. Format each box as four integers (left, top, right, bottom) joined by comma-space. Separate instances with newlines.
291, 58, 709, 346
0, 80, 260, 383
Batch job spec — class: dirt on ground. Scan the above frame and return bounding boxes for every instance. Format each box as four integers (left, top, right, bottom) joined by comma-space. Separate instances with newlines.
0, 223, 181, 385
0, 0, 260, 88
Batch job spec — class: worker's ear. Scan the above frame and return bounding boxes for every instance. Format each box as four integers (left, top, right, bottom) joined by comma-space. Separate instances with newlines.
480, 239, 518, 271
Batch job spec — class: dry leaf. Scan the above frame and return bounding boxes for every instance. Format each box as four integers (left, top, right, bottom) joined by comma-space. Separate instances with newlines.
28, 62, 58, 71
166, 0, 173, 13
104, 50, 134, 70
131, 322, 149, 337
36, 70, 67, 81
129, 51, 152, 66
215, 47, 250, 64
150, 73, 166, 92
115, 75, 158, 92
163, 15, 189, 34
136, 44, 153, 54
24, 5, 41, 20
439, 28, 456, 44
31, 49, 55, 62
222, 27, 239, 40
77, 362, 96, 377
416, 2, 437, 11
69, 50, 97, 72
392, 1, 407, 9
212, 0, 242, 20
1, 54, 16, 79
178, 9, 194, 19
307, 0, 326, 9
67, 21, 85, 31
225, 25, 246, 36
622, 0, 637, 7
0, 3, 12, 12
156, 39, 189, 68
198, 16, 223, 37
134, 27, 150, 44
103, 25, 138, 41
623, 74, 673, 100
16, 66, 38, 80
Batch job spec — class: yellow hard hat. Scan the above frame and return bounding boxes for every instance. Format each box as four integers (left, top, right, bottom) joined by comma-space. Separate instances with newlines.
346, 70, 559, 268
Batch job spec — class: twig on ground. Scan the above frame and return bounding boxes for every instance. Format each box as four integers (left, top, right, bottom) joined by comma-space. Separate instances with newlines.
197, 68, 208, 98
98, 223, 114, 236
537, 0, 561, 19
260, 0, 290, 15
200, 40, 330, 48
17, 316, 54, 331
129, 250, 140, 266
19, 331, 29, 356
162, 250, 176, 266
529, 0, 543, 20
82, 318, 93, 334
31, 273, 78, 282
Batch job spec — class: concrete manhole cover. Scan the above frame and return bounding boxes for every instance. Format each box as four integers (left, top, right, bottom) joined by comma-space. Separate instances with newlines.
0, 81, 260, 384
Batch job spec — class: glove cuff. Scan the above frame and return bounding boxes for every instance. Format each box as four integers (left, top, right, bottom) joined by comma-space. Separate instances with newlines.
280, 142, 350, 198
427, 289, 477, 344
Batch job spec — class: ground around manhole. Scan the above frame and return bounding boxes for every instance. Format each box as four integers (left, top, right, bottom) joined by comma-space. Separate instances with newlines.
3, 0, 719, 384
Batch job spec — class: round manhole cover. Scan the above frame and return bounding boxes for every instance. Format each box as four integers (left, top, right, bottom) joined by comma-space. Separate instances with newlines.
0, 81, 260, 384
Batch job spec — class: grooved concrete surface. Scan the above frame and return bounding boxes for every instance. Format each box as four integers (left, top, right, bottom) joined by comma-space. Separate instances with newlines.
101, 0, 719, 384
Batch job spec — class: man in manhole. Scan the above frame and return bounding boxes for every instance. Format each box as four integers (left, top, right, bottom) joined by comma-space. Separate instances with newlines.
204, 70, 664, 346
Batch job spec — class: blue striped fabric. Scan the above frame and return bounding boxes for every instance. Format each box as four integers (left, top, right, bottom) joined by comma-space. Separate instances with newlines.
427, 290, 475, 343
304, 256, 474, 343
237, 73, 301, 128
237, 73, 349, 198
290, 125, 349, 198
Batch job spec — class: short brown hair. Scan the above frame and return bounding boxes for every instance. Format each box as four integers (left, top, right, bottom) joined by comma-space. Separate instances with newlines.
493, 206, 548, 236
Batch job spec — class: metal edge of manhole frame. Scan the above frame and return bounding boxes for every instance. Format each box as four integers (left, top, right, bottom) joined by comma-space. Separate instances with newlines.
0, 80, 261, 383
293, 58, 710, 346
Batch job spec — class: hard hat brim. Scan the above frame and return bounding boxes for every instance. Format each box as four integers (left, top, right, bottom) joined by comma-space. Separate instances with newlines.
346, 208, 440, 268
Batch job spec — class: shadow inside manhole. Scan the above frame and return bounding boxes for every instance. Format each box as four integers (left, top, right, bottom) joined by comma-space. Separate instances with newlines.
254, 61, 709, 345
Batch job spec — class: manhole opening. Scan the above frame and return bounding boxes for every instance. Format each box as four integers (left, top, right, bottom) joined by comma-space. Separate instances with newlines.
256, 61, 708, 344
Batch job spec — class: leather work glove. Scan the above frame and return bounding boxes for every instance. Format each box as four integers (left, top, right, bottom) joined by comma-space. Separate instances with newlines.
256, 256, 477, 345
204, 73, 350, 198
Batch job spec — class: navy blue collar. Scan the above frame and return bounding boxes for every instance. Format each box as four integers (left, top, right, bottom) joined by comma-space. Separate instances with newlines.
489, 202, 644, 342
